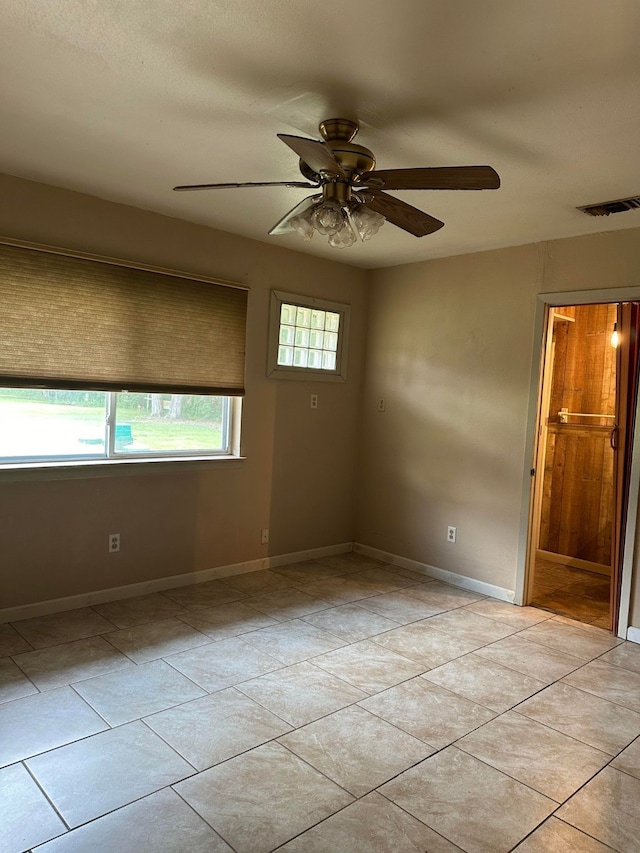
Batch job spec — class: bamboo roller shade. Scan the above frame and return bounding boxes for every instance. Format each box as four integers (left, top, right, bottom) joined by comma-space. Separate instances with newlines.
0, 242, 247, 395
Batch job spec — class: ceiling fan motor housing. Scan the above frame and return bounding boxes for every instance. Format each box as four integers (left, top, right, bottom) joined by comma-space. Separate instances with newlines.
299, 118, 376, 182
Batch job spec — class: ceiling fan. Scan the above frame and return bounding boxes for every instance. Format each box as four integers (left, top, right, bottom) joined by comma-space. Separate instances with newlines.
174, 118, 500, 248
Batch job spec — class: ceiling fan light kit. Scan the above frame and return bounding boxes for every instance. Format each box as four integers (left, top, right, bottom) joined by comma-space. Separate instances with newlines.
174, 119, 500, 249
289, 197, 385, 248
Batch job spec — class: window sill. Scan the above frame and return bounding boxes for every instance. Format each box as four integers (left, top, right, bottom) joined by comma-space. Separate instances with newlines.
0, 454, 246, 482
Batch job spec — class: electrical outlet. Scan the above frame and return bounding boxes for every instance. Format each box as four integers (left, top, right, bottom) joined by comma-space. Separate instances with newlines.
447, 526, 457, 543
261, 528, 269, 545
310, 394, 318, 409
108, 533, 120, 553
377, 398, 386, 412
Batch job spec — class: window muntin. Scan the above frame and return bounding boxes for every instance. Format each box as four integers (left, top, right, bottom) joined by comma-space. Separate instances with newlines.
268, 290, 350, 382
0, 389, 232, 464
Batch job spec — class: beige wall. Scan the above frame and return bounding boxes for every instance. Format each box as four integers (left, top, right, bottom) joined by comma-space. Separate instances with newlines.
356, 227, 640, 629
3, 170, 640, 633
0, 174, 367, 609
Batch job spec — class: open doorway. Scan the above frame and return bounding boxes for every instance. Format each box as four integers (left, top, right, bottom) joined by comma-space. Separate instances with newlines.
526, 301, 640, 630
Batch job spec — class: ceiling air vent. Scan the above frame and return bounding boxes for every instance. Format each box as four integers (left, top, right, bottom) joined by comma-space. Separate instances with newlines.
578, 196, 640, 217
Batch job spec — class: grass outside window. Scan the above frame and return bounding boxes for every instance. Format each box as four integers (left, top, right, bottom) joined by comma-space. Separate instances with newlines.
0, 389, 232, 464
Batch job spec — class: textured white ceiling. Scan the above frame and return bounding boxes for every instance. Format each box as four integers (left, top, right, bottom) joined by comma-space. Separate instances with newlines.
2, 0, 640, 268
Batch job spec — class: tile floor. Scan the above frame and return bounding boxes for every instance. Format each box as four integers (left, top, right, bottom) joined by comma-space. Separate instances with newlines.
529, 557, 611, 627
2, 552, 640, 852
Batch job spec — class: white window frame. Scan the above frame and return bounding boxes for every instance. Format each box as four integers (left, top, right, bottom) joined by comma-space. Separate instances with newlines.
0, 390, 242, 468
267, 290, 350, 382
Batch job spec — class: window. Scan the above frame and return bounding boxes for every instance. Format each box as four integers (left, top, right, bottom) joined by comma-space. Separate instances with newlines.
267, 290, 350, 381
0, 389, 237, 464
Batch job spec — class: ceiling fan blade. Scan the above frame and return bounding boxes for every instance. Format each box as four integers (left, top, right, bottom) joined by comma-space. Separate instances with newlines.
173, 180, 318, 191
268, 195, 321, 236
359, 190, 444, 237
360, 166, 500, 191
277, 134, 346, 179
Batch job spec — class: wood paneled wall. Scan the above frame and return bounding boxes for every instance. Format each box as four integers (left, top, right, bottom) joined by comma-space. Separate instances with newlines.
539, 303, 616, 566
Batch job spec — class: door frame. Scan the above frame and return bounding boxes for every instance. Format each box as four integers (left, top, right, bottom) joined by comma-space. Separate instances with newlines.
515, 286, 640, 639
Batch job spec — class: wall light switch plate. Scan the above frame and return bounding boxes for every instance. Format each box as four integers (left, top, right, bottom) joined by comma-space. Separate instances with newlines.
377, 398, 386, 412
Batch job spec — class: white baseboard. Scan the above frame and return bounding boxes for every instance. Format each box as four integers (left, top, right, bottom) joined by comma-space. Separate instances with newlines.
0, 542, 353, 624
354, 542, 515, 603
627, 626, 640, 645
268, 542, 352, 568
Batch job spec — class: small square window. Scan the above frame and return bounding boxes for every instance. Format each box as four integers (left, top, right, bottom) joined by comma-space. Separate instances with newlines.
268, 291, 350, 382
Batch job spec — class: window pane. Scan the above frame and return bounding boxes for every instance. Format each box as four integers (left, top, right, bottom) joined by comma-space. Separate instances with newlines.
309, 330, 324, 349
278, 345, 294, 366
279, 325, 295, 345
0, 389, 107, 459
295, 306, 312, 328
114, 393, 227, 454
307, 349, 323, 369
310, 310, 325, 330
325, 312, 340, 332
293, 348, 309, 367
294, 327, 310, 347
281, 304, 297, 325
324, 331, 339, 351
322, 351, 337, 370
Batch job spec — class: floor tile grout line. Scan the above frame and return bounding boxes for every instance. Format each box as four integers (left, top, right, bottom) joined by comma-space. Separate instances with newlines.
233, 673, 368, 730
63, 786, 237, 852
471, 635, 589, 677
557, 670, 640, 715
375, 740, 587, 848
66, 669, 214, 728
375, 778, 471, 851
86, 606, 122, 631
274, 735, 370, 800
419, 667, 557, 718
5, 655, 42, 696
453, 736, 611, 806
235, 616, 428, 669
507, 706, 631, 758
137, 716, 201, 775
11, 640, 138, 692
592, 654, 640, 677
22, 758, 72, 833
97, 620, 214, 666
34, 780, 205, 847
508, 814, 617, 853
355, 689, 492, 751
264, 771, 454, 851
159, 637, 291, 691
276, 701, 438, 761
67, 680, 123, 728
602, 760, 640, 785
170, 783, 242, 853
9, 707, 219, 776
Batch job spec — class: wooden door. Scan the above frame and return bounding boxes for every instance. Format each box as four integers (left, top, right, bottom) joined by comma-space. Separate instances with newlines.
538, 304, 616, 570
